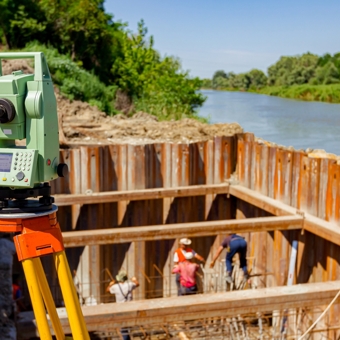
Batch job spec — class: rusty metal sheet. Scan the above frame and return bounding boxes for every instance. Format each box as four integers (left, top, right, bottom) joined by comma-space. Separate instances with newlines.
256, 143, 269, 196
236, 133, 254, 187
291, 150, 305, 209
275, 149, 293, 205
323, 159, 340, 223
300, 156, 320, 216
267, 146, 278, 199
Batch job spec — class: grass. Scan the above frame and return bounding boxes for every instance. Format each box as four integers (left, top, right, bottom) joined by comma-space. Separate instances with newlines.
259, 84, 340, 103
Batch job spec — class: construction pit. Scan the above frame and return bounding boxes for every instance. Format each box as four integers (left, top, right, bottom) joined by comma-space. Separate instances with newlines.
4, 58, 340, 340
12, 126, 340, 340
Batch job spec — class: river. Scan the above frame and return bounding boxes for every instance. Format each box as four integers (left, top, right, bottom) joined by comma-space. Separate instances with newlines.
198, 90, 340, 156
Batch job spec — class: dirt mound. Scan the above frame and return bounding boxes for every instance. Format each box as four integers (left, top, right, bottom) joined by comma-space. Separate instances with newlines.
2, 59, 34, 75
60, 96, 243, 145
2, 59, 244, 145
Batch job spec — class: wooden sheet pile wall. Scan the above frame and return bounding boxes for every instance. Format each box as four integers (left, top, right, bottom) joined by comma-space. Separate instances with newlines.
39, 133, 340, 310
48, 137, 236, 302
236, 133, 340, 331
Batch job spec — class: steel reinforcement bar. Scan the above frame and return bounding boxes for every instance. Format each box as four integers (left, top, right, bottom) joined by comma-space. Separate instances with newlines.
17, 280, 340, 336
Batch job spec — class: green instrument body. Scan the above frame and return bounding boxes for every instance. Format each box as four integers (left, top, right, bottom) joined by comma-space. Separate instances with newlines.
0, 53, 60, 189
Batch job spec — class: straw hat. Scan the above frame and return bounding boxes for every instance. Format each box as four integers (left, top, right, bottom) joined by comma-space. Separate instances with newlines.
116, 270, 128, 282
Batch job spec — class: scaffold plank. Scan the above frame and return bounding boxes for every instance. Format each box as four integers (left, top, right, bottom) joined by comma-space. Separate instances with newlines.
229, 184, 340, 246
17, 280, 340, 337
62, 215, 302, 247
53, 183, 230, 206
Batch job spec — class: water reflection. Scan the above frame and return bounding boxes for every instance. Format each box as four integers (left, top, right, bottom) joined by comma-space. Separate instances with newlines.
198, 90, 340, 155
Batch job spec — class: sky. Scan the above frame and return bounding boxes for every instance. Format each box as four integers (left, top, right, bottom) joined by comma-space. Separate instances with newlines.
104, 0, 340, 79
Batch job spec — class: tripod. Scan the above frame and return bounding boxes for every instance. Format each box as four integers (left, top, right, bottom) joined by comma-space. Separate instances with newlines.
2, 205, 89, 340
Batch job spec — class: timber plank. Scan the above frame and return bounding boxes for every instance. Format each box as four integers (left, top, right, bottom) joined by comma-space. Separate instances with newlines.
62, 216, 302, 247
53, 183, 230, 206
229, 184, 340, 246
17, 281, 340, 337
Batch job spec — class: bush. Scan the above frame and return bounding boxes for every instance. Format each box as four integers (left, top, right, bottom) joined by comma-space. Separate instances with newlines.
23, 42, 117, 114
259, 84, 340, 103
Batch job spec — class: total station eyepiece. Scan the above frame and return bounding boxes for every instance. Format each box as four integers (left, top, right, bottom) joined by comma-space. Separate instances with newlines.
0, 98, 16, 123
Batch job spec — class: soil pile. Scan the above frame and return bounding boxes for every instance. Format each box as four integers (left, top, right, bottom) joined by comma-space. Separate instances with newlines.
60, 101, 243, 145
3, 59, 243, 145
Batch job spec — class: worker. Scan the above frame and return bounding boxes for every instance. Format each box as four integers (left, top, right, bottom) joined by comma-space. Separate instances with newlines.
172, 252, 199, 295
0, 232, 16, 340
72, 269, 83, 305
12, 273, 26, 313
106, 270, 139, 340
210, 234, 248, 283
173, 238, 205, 296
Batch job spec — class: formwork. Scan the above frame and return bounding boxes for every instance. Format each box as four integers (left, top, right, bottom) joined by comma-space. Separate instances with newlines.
17, 133, 340, 339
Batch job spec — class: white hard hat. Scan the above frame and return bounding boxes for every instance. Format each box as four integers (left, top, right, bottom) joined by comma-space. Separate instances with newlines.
184, 252, 194, 260
179, 238, 192, 245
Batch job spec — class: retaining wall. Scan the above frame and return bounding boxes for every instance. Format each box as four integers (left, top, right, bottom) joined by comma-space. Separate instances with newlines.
34, 132, 340, 322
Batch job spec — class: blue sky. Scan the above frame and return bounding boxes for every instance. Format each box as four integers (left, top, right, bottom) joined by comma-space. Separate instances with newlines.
105, 1, 340, 79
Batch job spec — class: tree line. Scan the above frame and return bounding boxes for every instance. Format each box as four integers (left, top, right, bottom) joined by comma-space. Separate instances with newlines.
0, 0, 205, 120
204, 52, 340, 92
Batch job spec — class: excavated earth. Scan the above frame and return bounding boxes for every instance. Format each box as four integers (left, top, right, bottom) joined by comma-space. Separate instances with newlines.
3, 59, 244, 146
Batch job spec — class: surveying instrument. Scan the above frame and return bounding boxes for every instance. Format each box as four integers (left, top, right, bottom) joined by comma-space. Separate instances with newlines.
0, 53, 89, 339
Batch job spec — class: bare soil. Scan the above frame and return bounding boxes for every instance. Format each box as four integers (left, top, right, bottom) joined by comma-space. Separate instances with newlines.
2, 59, 244, 146
59, 102, 243, 145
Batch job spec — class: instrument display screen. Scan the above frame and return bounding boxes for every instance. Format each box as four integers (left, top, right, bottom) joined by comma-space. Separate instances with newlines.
0, 153, 13, 172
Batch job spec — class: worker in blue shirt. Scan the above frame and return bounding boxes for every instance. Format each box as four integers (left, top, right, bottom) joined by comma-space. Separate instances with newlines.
210, 234, 248, 283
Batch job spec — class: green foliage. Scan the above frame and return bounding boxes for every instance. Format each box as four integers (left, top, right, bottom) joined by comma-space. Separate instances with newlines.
209, 69, 266, 91
36, 0, 123, 83
23, 42, 117, 114
135, 70, 206, 121
111, 20, 205, 119
212, 70, 227, 89
247, 69, 267, 89
207, 51, 340, 103
0, 1, 205, 119
312, 62, 340, 85
212, 76, 230, 89
260, 84, 340, 103
201, 78, 212, 88
267, 53, 319, 86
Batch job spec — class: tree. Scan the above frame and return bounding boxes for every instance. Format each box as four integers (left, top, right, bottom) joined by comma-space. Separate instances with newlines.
212, 70, 227, 88
212, 76, 229, 89
267, 53, 318, 86
0, 1, 206, 118
247, 69, 267, 89
313, 62, 340, 85
111, 20, 205, 118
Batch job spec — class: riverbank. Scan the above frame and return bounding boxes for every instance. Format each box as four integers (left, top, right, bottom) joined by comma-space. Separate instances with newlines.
202, 84, 340, 103
258, 84, 340, 103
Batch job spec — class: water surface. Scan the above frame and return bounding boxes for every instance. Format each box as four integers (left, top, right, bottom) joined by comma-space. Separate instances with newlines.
198, 90, 340, 155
